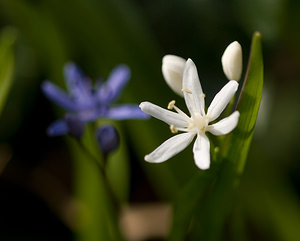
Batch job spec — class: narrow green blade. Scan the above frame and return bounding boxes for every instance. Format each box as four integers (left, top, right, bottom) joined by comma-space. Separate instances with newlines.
71, 125, 125, 241
168, 32, 264, 241
224, 31, 264, 173
193, 32, 264, 241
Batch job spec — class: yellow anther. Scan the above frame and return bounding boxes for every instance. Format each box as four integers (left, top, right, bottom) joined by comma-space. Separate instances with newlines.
201, 93, 206, 98
181, 88, 192, 94
168, 100, 176, 110
170, 125, 178, 133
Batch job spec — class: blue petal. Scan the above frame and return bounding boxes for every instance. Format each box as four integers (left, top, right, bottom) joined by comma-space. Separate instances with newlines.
42, 81, 79, 111
64, 62, 94, 109
107, 104, 150, 120
77, 106, 109, 122
96, 125, 120, 155
97, 65, 130, 104
64, 114, 85, 138
47, 120, 69, 136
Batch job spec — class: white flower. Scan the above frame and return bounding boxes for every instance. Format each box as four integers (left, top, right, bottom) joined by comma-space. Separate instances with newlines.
140, 59, 240, 170
162, 55, 186, 96
221, 41, 242, 81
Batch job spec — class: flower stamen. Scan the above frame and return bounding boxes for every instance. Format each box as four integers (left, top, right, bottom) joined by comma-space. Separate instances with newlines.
168, 100, 176, 110
181, 88, 192, 94
170, 125, 178, 133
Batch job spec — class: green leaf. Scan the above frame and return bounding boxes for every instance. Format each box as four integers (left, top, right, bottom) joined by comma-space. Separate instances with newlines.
225, 31, 264, 173
104, 122, 130, 203
167, 167, 218, 241
70, 124, 125, 241
0, 27, 16, 117
191, 32, 264, 241
168, 32, 264, 241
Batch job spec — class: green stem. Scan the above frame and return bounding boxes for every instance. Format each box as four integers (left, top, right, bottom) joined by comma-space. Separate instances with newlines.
75, 138, 124, 241
76, 139, 120, 211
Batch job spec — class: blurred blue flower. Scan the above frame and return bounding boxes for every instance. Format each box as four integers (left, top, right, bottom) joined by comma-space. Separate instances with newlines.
42, 63, 148, 137
96, 125, 120, 155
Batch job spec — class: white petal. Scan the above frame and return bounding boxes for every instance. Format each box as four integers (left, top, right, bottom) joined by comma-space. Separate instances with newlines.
162, 55, 186, 96
221, 41, 243, 81
207, 111, 240, 136
182, 59, 205, 116
139, 101, 188, 128
207, 80, 238, 121
145, 132, 195, 163
193, 134, 210, 170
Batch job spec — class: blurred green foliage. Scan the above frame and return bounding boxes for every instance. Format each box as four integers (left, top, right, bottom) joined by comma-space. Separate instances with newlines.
0, 0, 299, 241
0, 27, 15, 117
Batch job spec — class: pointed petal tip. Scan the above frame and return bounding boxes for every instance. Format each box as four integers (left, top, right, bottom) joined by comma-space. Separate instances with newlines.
207, 79, 239, 121
144, 154, 167, 163
194, 155, 210, 170
144, 155, 152, 162
144, 154, 165, 163
63, 62, 77, 74
193, 134, 211, 170
139, 101, 147, 110
231, 41, 241, 47
197, 162, 210, 170
224, 41, 242, 53
229, 80, 239, 89
41, 81, 51, 91
108, 64, 131, 83
183, 58, 197, 77
145, 133, 195, 164
186, 58, 194, 65
114, 64, 131, 75
207, 110, 240, 136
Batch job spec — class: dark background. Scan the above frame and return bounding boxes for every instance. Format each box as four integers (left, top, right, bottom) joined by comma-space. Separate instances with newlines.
0, 0, 300, 240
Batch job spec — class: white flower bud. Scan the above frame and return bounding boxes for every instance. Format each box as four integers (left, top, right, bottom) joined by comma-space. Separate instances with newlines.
221, 41, 242, 81
162, 55, 186, 96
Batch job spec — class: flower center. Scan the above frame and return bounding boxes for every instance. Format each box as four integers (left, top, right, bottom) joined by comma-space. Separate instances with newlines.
190, 112, 209, 133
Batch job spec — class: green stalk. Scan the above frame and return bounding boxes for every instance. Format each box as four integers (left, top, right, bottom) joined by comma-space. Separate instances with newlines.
71, 125, 124, 241
192, 32, 264, 241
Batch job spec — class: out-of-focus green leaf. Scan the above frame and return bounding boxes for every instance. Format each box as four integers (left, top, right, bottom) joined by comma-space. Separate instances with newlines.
0, 27, 16, 117
101, 122, 130, 203
70, 124, 124, 241
0, 0, 68, 81
241, 168, 300, 241
233, 0, 285, 42
167, 168, 218, 241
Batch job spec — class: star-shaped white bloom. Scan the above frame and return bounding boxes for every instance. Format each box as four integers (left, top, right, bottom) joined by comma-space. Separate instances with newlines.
139, 59, 240, 170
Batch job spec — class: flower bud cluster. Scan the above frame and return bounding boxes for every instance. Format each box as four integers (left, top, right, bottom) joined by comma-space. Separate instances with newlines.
162, 41, 243, 96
